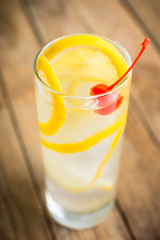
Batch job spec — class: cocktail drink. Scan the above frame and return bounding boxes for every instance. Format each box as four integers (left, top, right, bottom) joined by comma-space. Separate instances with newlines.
34, 34, 132, 229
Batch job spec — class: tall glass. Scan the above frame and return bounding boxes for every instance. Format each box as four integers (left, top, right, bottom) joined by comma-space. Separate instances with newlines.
33, 34, 132, 230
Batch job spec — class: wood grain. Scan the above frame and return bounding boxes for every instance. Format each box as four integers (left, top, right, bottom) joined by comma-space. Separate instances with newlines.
0, 0, 160, 239
50, 206, 132, 240
0, 74, 52, 240
22, 0, 160, 239
0, 0, 42, 188
64, 1, 160, 238
0, 192, 16, 240
0, 0, 133, 239
120, 0, 160, 50
119, 103, 160, 240
68, 0, 160, 143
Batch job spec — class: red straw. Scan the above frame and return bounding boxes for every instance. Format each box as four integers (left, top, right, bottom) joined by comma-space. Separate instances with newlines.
106, 37, 150, 91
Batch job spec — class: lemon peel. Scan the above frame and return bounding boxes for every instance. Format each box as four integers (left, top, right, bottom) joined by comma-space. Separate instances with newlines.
44, 35, 127, 77
37, 56, 66, 135
37, 35, 127, 136
45, 121, 125, 193
41, 109, 127, 153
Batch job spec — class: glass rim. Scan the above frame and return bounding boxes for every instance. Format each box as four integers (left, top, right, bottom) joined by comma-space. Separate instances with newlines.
33, 33, 132, 99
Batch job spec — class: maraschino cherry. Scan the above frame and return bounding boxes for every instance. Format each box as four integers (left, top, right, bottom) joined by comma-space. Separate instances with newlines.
90, 37, 150, 116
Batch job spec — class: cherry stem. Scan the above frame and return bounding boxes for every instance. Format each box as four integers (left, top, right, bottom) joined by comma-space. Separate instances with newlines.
107, 37, 150, 91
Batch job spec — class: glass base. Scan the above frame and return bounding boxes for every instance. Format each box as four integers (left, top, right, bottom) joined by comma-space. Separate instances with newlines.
45, 191, 114, 230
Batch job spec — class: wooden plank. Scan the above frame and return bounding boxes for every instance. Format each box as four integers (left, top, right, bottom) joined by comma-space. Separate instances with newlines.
0, 75, 52, 239
120, 0, 160, 50
0, 195, 16, 240
23, 0, 160, 239
65, 1, 160, 238
0, 0, 133, 239
0, 0, 43, 188
118, 102, 160, 240
19, 0, 85, 43
95, 206, 132, 240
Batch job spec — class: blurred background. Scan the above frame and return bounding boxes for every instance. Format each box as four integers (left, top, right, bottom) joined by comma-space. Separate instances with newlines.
0, 0, 160, 240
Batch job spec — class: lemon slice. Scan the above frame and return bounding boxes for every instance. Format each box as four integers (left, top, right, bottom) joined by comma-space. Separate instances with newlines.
54, 47, 120, 96
49, 35, 127, 96
44, 35, 127, 78
37, 35, 127, 136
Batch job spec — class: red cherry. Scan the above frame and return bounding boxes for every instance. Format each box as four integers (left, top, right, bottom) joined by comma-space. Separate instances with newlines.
90, 83, 123, 115
90, 84, 109, 95
95, 96, 124, 115
89, 38, 150, 116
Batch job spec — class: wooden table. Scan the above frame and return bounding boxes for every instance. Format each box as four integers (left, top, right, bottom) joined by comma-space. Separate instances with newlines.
0, 0, 160, 239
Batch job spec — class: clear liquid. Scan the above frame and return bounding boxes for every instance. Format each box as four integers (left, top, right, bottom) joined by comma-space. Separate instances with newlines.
36, 43, 129, 221
37, 97, 126, 212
